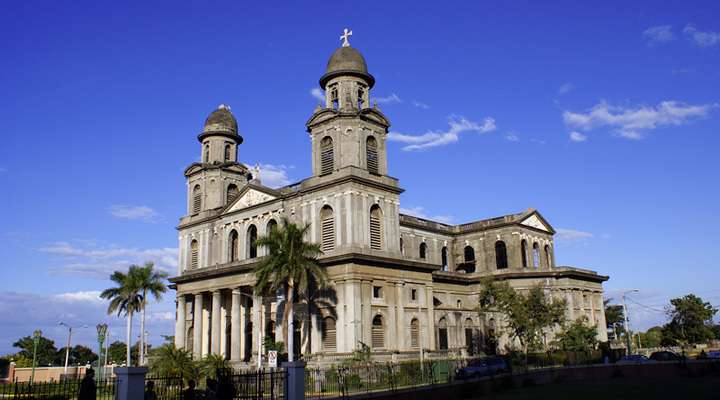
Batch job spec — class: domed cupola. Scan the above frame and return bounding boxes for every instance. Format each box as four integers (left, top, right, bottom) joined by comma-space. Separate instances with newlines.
200, 104, 241, 139
320, 46, 375, 89
196, 104, 243, 165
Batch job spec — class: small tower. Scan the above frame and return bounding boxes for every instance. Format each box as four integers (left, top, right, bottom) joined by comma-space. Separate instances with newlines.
306, 31, 391, 178
184, 105, 249, 215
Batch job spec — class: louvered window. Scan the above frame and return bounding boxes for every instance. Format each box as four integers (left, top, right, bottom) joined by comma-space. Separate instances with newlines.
369, 205, 382, 250
192, 185, 202, 214
371, 315, 384, 349
320, 137, 334, 176
366, 136, 379, 175
190, 240, 199, 269
320, 206, 335, 252
322, 317, 337, 351
410, 319, 419, 349
224, 144, 231, 162
419, 243, 427, 259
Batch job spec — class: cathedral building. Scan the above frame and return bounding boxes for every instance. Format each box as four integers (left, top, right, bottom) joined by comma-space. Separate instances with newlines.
170, 34, 608, 365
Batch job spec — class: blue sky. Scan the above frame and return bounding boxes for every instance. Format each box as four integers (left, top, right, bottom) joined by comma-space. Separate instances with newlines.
1, 0, 719, 355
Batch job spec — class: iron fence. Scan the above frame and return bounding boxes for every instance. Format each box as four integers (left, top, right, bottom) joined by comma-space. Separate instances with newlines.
147, 369, 286, 400
305, 359, 466, 399
0, 377, 116, 400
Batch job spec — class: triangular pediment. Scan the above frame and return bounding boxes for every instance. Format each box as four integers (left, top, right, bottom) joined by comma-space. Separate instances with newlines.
226, 187, 278, 212
519, 213, 553, 233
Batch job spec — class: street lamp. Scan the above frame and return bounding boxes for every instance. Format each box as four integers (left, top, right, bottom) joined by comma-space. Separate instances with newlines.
30, 329, 42, 385
621, 289, 639, 354
59, 322, 88, 375
96, 324, 108, 379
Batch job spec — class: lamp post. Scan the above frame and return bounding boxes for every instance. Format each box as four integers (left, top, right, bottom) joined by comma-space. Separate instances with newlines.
621, 289, 639, 354
30, 329, 42, 385
59, 322, 87, 375
96, 324, 107, 379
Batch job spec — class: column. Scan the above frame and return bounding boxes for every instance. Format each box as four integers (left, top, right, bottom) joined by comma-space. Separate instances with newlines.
202, 298, 210, 357
240, 296, 247, 360
252, 295, 262, 357
220, 293, 227, 358
211, 291, 222, 355
361, 281, 372, 345
193, 293, 203, 359
426, 285, 435, 351
175, 295, 186, 349
231, 289, 242, 361
395, 283, 405, 350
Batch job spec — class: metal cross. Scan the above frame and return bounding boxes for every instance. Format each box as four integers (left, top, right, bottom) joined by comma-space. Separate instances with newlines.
340, 28, 352, 47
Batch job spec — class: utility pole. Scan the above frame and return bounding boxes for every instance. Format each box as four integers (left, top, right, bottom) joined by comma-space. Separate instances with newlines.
621, 289, 639, 354
59, 322, 87, 375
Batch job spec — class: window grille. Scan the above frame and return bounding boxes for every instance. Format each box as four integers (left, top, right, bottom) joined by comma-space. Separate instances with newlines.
190, 240, 199, 269
192, 185, 202, 213
369, 205, 382, 250
372, 315, 384, 349
320, 206, 335, 252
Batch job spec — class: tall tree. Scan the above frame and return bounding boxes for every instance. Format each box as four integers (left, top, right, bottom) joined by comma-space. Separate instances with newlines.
663, 294, 717, 345
149, 343, 198, 381
13, 334, 58, 366
134, 262, 169, 365
101, 267, 143, 366
603, 299, 625, 340
478, 279, 566, 367
253, 217, 328, 350
554, 317, 598, 351
106, 341, 127, 365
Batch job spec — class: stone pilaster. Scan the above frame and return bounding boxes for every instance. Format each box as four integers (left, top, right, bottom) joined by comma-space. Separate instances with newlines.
175, 296, 186, 349
211, 291, 222, 354
231, 289, 242, 361
193, 293, 203, 359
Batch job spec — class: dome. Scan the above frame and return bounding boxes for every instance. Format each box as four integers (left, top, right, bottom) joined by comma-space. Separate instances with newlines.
319, 46, 375, 88
203, 104, 238, 135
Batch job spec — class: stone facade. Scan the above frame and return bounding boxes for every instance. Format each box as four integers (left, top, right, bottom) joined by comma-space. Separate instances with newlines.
170, 40, 608, 366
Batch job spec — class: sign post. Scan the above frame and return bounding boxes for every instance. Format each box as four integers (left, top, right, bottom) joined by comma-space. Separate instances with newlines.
268, 350, 278, 369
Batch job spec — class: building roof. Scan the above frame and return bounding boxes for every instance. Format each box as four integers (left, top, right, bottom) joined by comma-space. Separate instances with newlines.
399, 208, 556, 236
319, 46, 375, 88
202, 104, 238, 135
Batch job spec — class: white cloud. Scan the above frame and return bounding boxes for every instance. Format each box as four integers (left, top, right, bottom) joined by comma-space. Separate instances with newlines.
39, 241, 178, 278
108, 205, 160, 222
310, 88, 325, 102
643, 25, 675, 44
54, 291, 104, 304
247, 163, 293, 188
569, 131, 588, 142
505, 132, 520, 142
374, 93, 402, 105
412, 100, 429, 109
400, 206, 453, 224
558, 83, 574, 95
555, 228, 594, 242
563, 100, 718, 139
388, 115, 496, 151
684, 24, 720, 47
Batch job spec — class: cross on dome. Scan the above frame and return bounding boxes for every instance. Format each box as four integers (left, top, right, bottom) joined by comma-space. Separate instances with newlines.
340, 28, 352, 47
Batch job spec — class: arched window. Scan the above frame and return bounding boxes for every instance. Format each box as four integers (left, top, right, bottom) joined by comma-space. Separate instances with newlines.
399, 237, 404, 254
267, 219, 278, 233
229, 230, 239, 262
320, 206, 335, 252
544, 245, 552, 268
438, 318, 448, 350
532, 242, 540, 268
457, 299, 463, 308
419, 242, 427, 259
247, 225, 257, 258
371, 315, 384, 349
464, 246, 475, 262
224, 144, 231, 162
204, 144, 209, 163
322, 317, 337, 351
410, 319, 420, 349
369, 205, 383, 250
330, 85, 339, 110
441, 247, 448, 271
226, 184, 239, 204
320, 137, 334, 176
521, 240, 528, 268
190, 240, 199, 269
366, 136, 379, 175
495, 241, 508, 269
192, 185, 202, 214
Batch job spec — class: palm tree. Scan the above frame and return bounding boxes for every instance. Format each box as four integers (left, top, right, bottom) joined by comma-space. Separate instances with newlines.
149, 343, 198, 381
253, 217, 328, 354
101, 267, 143, 366
198, 354, 231, 380
135, 262, 169, 365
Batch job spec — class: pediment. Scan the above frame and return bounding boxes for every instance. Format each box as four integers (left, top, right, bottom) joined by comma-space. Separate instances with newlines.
520, 214, 552, 233
226, 188, 278, 212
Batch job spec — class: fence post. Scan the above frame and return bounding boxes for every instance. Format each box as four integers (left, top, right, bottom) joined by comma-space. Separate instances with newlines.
114, 367, 147, 400
282, 361, 305, 400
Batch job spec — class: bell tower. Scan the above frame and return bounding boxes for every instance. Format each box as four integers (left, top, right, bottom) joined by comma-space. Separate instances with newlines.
184, 105, 249, 216
306, 30, 391, 179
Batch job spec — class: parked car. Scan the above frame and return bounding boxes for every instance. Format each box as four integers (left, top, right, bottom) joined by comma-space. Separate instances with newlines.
706, 350, 720, 359
615, 354, 655, 365
649, 351, 683, 362
456, 357, 509, 379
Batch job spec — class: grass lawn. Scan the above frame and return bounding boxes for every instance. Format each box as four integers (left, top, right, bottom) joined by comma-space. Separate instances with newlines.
471, 375, 720, 400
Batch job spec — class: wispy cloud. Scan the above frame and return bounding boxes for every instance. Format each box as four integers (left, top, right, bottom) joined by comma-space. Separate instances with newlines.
569, 131, 588, 142
412, 100, 429, 109
247, 163, 293, 188
108, 205, 160, 222
400, 206, 453, 224
54, 290, 104, 304
39, 241, 178, 278
310, 88, 325, 102
558, 83, 574, 95
374, 93, 402, 105
388, 115, 496, 151
684, 24, 720, 47
555, 228, 594, 243
643, 25, 675, 45
505, 132, 520, 142
563, 100, 718, 139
